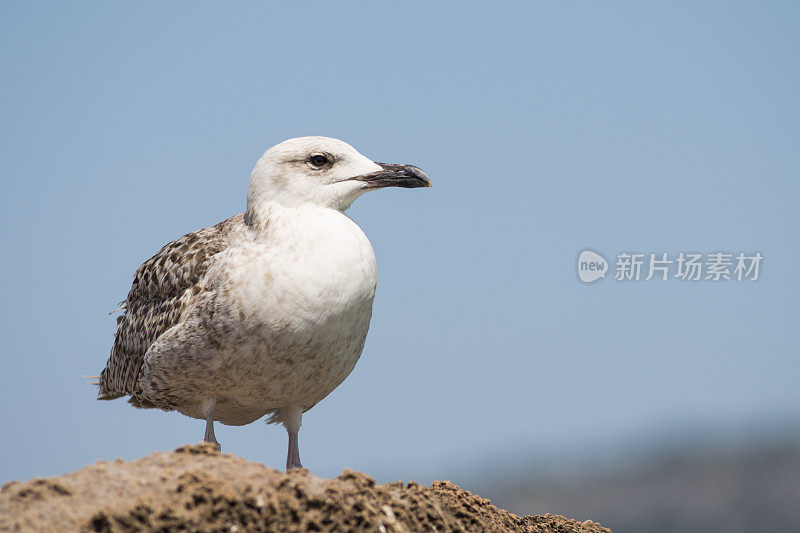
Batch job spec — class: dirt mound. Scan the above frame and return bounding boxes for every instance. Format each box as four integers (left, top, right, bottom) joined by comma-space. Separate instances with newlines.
0, 444, 609, 532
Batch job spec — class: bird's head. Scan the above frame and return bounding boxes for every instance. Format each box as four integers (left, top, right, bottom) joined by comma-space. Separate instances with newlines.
247, 136, 431, 213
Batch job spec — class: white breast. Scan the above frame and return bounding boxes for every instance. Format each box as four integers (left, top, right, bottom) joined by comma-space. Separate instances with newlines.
225, 205, 377, 320
203, 204, 378, 420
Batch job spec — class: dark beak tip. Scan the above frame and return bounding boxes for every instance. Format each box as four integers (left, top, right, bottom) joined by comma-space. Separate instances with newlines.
399, 164, 431, 188
410, 166, 432, 188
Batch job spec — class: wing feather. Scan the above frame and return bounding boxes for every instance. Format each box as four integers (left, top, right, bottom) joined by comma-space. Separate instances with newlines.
97, 214, 245, 401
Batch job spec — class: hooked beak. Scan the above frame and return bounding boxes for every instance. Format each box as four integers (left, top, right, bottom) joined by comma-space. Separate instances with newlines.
351, 163, 432, 189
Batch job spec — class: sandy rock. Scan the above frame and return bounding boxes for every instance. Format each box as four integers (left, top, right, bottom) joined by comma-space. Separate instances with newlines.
0, 444, 610, 532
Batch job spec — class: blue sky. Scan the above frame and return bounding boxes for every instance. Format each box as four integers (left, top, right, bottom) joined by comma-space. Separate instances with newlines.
1, 2, 798, 485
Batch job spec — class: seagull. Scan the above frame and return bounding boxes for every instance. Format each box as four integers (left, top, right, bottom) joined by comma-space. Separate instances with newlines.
97, 136, 430, 470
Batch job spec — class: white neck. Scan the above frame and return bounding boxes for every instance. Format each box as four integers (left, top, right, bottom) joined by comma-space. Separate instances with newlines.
240, 200, 377, 297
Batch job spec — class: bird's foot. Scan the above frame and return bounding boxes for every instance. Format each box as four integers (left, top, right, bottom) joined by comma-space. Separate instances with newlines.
203, 439, 221, 452
286, 459, 304, 470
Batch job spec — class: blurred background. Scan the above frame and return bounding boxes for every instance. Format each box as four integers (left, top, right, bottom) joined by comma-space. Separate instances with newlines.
1, 2, 798, 532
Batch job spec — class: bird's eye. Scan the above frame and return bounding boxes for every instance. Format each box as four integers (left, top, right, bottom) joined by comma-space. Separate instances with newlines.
307, 154, 329, 169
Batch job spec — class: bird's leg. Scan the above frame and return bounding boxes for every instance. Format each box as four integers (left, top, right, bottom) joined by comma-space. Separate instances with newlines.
286, 427, 302, 470
280, 405, 303, 470
202, 398, 221, 451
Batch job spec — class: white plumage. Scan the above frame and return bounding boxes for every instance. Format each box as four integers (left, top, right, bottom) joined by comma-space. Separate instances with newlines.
97, 136, 430, 469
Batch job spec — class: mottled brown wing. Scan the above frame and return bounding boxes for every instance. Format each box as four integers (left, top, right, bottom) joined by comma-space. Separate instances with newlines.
97, 214, 244, 402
